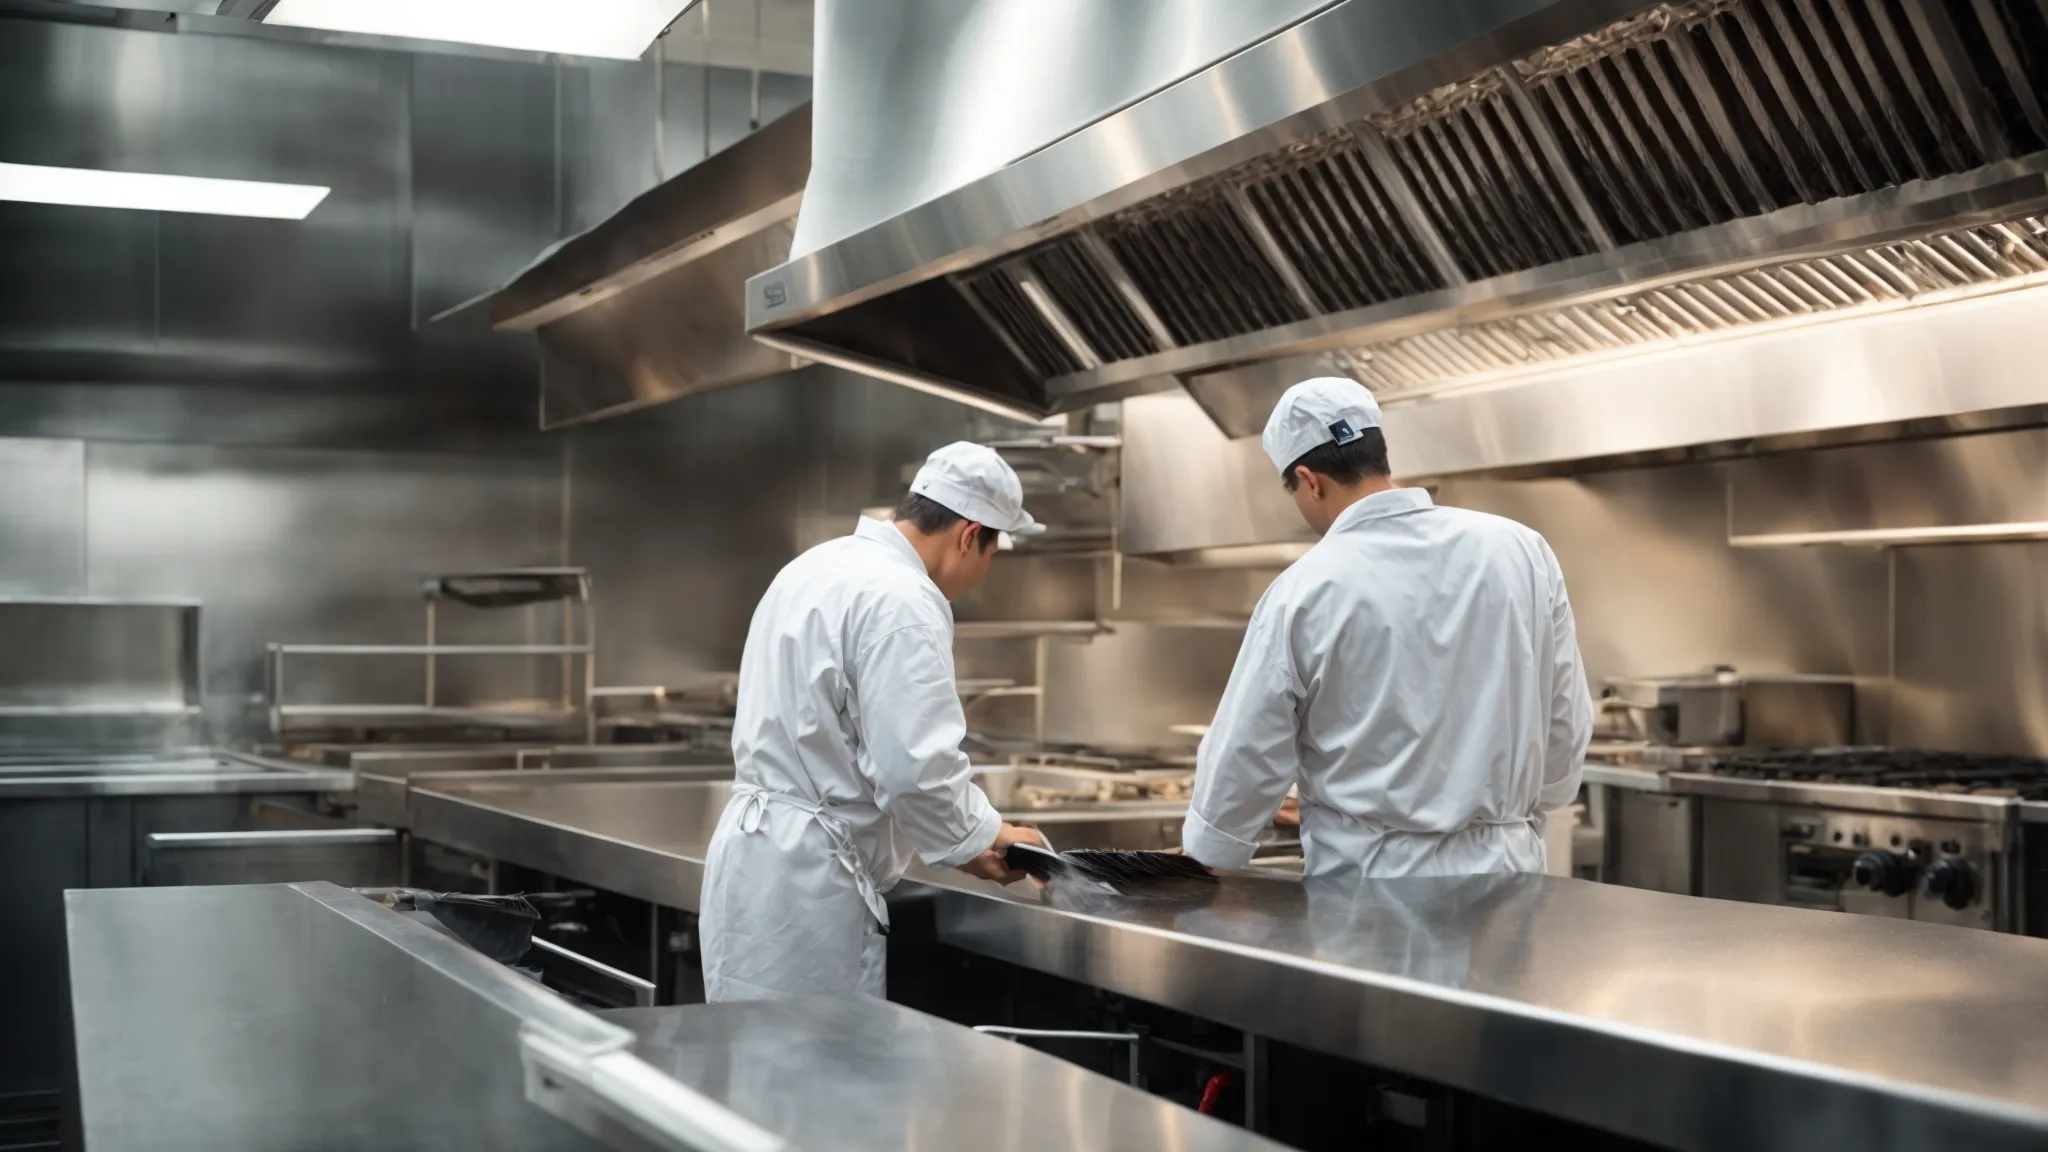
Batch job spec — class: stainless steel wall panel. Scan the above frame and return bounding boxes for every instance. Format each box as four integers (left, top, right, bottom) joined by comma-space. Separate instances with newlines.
0, 16, 536, 416
82, 441, 563, 743
761, 71, 812, 128
1439, 463, 1892, 726
562, 375, 809, 686
1894, 543, 2048, 755
563, 365, 997, 687
410, 53, 560, 323
0, 439, 84, 594
0, 601, 197, 710
104, 27, 411, 381
0, 205, 156, 369
0, 381, 536, 450
658, 61, 711, 176
1039, 622, 1244, 750
557, 57, 660, 237
1119, 391, 1310, 556
707, 64, 758, 158
1728, 427, 2048, 545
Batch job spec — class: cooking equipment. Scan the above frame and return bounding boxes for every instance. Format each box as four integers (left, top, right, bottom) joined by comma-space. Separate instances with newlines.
1603, 669, 1855, 748
1005, 842, 1215, 888
1599, 746, 2040, 931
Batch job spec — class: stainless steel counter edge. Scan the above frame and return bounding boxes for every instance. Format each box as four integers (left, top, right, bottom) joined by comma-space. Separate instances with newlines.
1579, 763, 1671, 792
1665, 773, 2020, 822
0, 750, 354, 799
1584, 762, 2026, 821
409, 786, 709, 911
924, 883, 2048, 1152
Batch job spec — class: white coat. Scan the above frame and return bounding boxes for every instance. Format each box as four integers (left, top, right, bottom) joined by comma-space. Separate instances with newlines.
700, 517, 1001, 1001
1183, 488, 1592, 879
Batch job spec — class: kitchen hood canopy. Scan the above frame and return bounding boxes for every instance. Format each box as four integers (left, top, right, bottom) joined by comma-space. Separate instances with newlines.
750, 0, 2048, 457
484, 104, 811, 429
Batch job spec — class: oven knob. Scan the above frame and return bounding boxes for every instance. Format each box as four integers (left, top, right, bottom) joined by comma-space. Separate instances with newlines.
1851, 851, 1915, 897
1920, 858, 1978, 910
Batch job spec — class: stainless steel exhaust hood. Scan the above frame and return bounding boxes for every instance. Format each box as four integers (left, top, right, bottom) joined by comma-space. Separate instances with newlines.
487, 104, 811, 429
752, 0, 2048, 468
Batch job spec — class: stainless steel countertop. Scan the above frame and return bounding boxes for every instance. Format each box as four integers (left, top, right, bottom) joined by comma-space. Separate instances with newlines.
0, 748, 352, 798
407, 777, 1176, 910
601, 997, 1284, 1151
408, 776, 2048, 1151
358, 763, 734, 830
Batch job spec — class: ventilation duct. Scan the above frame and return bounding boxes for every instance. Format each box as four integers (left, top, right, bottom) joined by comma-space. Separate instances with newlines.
753, 0, 2048, 469
484, 105, 811, 429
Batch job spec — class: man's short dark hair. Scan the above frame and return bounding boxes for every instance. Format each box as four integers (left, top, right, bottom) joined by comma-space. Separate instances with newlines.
895, 492, 1001, 552
1280, 427, 1392, 492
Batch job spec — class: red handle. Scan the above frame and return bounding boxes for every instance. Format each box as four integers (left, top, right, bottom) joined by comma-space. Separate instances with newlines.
1197, 1071, 1235, 1115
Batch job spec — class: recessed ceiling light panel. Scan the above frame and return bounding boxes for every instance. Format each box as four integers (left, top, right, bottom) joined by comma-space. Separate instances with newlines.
264, 0, 695, 61
0, 162, 330, 219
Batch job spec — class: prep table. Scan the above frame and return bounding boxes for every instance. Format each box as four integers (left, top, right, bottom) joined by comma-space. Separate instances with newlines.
65, 881, 1285, 1152
402, 776, 2048, 1151
602, 996, 1280, 1151
1, 748, 356, 1147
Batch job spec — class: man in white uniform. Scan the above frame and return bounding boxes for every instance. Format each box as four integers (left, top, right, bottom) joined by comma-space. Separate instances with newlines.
701, 442, 1049, 1001
1182, 377, 1593, 880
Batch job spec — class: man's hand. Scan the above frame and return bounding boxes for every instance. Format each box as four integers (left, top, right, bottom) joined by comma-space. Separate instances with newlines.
958, 822, 1048, 884
1274, 794, 1301, 828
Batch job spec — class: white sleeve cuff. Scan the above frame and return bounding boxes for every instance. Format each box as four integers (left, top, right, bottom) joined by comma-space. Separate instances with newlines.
1181, 804, 1259, 870
924, 799, 1002, 870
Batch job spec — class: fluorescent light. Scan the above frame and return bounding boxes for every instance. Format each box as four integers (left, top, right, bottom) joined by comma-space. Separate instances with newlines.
0, 162, 329, 219
264, 0, 693, 61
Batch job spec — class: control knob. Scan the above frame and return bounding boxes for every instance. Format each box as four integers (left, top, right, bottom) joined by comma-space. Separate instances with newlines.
1920, 858, 1979, 911
1850, 850, 1915, 897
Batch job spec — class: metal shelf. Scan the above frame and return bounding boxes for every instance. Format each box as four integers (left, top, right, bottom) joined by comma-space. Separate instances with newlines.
954, 620, 1109, 640
269, 644, 591, 657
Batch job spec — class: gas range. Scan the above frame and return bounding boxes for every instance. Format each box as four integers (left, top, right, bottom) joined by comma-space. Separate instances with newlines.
1649, 746, 2032, 934
1694, 747, 2048, 799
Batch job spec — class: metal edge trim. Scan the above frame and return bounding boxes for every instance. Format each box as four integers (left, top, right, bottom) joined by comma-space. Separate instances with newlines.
748, 331, 1051, 423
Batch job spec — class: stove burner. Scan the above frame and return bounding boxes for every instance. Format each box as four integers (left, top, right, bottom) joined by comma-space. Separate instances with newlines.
1699, 747, 2048, 799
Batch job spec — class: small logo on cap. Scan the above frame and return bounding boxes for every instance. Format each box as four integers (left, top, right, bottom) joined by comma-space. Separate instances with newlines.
1329, 418, 1360, 445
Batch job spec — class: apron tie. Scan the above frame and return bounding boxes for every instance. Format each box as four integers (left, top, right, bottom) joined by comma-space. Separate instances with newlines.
732, 784, 891, 932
